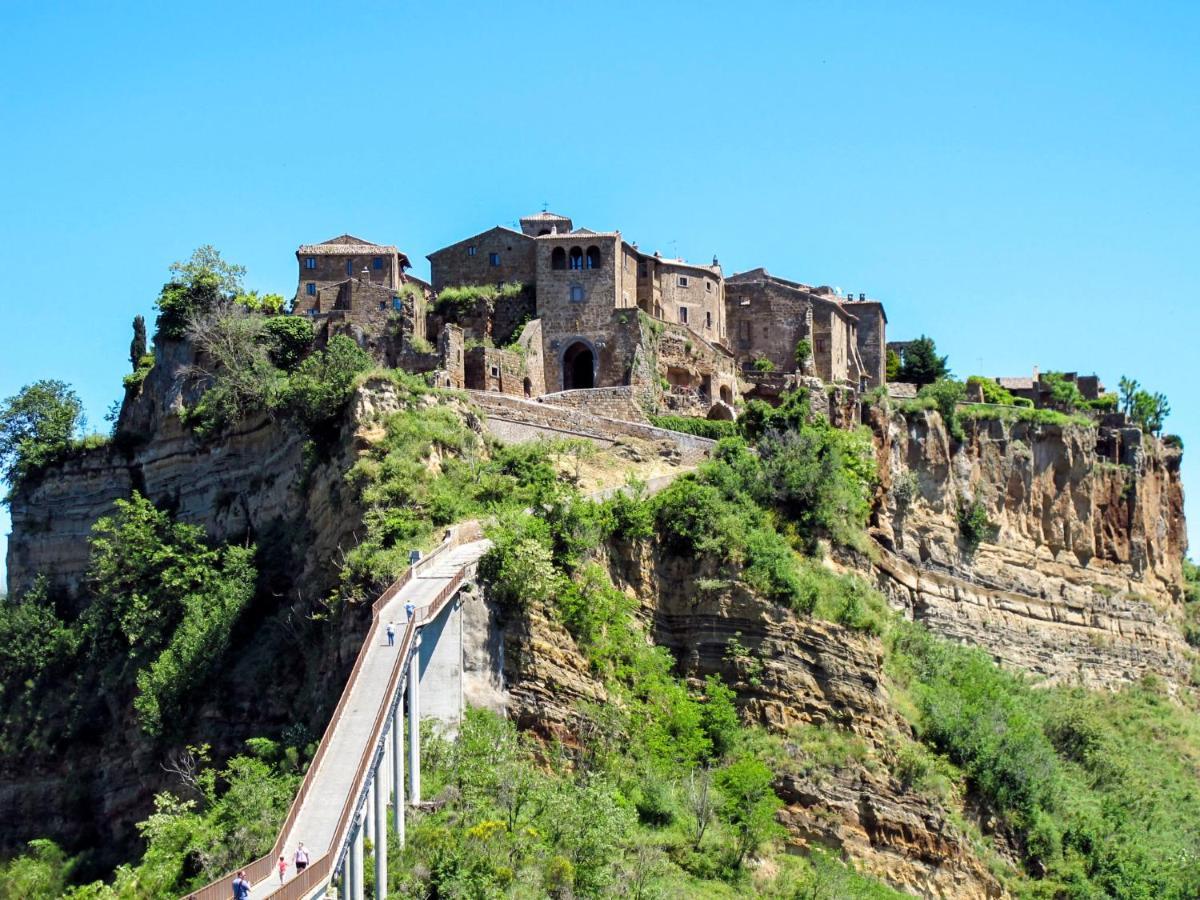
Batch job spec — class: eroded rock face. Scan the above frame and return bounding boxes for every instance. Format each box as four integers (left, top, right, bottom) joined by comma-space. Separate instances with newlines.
492, 538, 1003, 898
863, 406, 1191, 690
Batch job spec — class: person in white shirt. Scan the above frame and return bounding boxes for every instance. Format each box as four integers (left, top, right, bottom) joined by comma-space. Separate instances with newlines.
295, 842, 310, 873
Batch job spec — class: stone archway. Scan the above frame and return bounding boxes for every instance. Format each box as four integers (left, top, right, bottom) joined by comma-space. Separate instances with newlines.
561, 341, 596, 390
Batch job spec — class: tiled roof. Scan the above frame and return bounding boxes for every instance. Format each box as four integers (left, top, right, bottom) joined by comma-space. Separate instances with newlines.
520, 211, 571, 222
298, 234, 404, 257
997, 377, 1034, 390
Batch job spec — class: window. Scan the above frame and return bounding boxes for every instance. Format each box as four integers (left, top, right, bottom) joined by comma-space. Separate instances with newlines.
373, 257, 383, 270
679, 306, 689, 324
638, 260, 648, 277
379, 300, 387, 310
706, 280, 712, 292
585, 246, 601, 269
392, 297, 402, 310
308, 309, 317, 317
489, 252, 500, 267
467, 245, 477, 256
490, 364, 501, 378
677, 276, 689, 287
304, 257, 316, 270
569, 284, 585, 302
705, 311, 712, 329
306, 283, 316, 296
346, 260, 354, 276
551, 247, 566, 270
569, 246, 584, 270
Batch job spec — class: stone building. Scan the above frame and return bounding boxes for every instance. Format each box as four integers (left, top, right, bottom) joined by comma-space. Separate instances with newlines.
725, 268, 886, 388
293, 234, 411, 305
427, 212, 737, 407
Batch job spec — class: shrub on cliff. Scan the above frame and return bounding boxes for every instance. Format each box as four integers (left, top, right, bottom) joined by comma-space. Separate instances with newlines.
0, 379, 85, 490
154, 246, 245, 340
896, 335, 950, 385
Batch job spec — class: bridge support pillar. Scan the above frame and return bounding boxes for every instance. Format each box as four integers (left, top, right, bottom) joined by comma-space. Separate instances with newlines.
374, 757, 388, 899
408, 635, 422, 805
350, 817, 364, 900
364, 780, 374, 843
392, 704, 405, 847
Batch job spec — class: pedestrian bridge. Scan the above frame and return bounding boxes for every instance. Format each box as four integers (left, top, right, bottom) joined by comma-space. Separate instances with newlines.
184, 522, 489, 900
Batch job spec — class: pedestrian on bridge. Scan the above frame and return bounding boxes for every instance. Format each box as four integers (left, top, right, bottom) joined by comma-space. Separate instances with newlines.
405, 600, 415, 622
278, 854, 288, 883
295, 842, 310, 873
232, 870, 250, 900
386, 621, 396, 646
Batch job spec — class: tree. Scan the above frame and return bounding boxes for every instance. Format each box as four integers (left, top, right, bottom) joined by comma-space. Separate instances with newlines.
715, 756, 783, 866
1118, 376, 1170, 435
685, 766, 717, 849
1118, 376, 1139, 416
169, 245, 245, 296
0, 380, 83, 487
794, 338, 812, 370
130, 315, 147, 370
155, 246, 245, 340
897, 335, 949, 386
182, 306, 279, 438
261, 316, 314, 372
885, 348, 901, 382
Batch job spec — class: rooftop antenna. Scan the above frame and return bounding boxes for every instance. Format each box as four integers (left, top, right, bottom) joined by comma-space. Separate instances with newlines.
668, 239, 678, 259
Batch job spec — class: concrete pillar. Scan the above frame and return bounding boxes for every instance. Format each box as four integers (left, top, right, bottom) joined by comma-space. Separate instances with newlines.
350, 818, 364, 900
392, 705, 405, 847
364, 780, 374, 843
408, 635, 421, 805
374, 757, 388, 899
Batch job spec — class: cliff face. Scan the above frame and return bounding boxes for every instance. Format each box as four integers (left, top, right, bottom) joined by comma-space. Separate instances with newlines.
0, 344, 385, 870
863, 406, 1192, 690
487, 539, 1003, 899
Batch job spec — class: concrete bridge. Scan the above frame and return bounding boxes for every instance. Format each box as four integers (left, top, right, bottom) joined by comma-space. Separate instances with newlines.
185, 522, 488, 900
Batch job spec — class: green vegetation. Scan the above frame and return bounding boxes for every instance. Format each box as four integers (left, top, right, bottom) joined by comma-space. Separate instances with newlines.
751, 355, 775, 373
889, 622, 1200, 899
1119, 375, 1171, 435
128, 315, 147, 369
966, 375, 1015, 406
122, 353, 155, 391
794, 337, 812, 368
434, 281, 523, 319
895, 334, 949, 385
648, 415, 739, 439
885, 347, 901, 381
956, 497, 994, 554
0, 493, 257, 749
154, 245, 246, 340
0, 380, 86, 490
959, 403, 1093, 428
0, 738, 306, 898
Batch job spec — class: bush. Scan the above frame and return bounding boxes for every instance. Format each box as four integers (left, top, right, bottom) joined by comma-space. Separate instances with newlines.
1012, 396, 1034, 408
794, 338, 812, 368
0, 380, 84, 488
956, 497, 994, 554
261, 315, 313, 372
648, 415, 738, 440
913, 380, 966, 442
752, 356, 775, 373
966, 375, 1014, 406
272, 335, 372, 435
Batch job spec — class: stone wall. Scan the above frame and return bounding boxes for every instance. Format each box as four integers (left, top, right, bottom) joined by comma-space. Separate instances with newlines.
846, 300, 886, 388
465, 346, 529, 397
427, 226, 535, 292
538, 386, 650, 423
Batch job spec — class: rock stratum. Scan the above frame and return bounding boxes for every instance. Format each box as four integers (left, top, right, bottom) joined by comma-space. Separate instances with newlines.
863, 406, 1191, 691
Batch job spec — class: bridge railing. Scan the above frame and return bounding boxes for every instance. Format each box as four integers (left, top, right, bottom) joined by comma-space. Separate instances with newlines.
182, 521, 482, 900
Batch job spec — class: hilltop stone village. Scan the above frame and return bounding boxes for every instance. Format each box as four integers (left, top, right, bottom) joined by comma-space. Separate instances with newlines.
290, 211, 892, 421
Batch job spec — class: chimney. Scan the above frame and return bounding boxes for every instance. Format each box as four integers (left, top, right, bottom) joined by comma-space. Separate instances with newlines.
859, 292, 866, 301
1032, 365, 1040, 382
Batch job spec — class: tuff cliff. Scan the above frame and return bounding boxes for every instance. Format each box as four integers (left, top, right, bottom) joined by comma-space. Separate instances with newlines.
862, 405, 1191, 690
476, 537, 1004, 899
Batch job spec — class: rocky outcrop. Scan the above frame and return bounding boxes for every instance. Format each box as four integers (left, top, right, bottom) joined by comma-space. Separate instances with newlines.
486, 537, 1003, 898
863, 405, 1193, 690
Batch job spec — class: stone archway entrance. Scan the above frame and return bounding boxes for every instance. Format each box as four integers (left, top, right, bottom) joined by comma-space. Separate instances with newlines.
562, 341, 595, 390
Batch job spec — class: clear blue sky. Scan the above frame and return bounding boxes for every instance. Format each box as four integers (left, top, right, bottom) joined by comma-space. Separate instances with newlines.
2, 1, 1198, 588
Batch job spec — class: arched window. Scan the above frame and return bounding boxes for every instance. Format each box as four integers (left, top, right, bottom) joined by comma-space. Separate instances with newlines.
551, 247, 566, 270
569, 246, 584, 270
586, 246, 601, 269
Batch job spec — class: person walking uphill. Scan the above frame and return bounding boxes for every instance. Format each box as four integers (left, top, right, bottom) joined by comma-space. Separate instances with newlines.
295, 841, 310, 873
278, 854, 288, 883
405, 600, 415, 623
232, 870, 250, 900
386, 621, 396, 646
